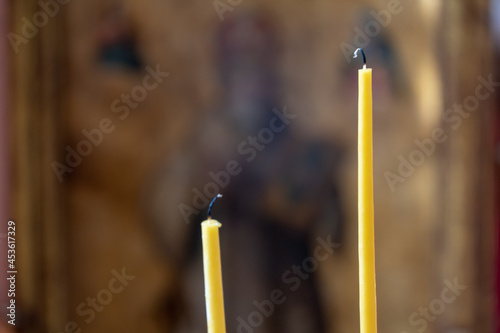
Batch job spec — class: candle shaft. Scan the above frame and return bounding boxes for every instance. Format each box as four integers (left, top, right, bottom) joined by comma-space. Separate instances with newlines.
358, 67, 377, 333
202, 219, 226, 333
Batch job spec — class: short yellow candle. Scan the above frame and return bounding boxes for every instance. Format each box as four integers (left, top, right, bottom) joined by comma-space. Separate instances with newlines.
355, 48, 377, 333
201, 195, 226, 333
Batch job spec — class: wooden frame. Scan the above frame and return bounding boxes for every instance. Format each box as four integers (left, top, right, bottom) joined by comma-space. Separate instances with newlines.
10, 1, 69, 331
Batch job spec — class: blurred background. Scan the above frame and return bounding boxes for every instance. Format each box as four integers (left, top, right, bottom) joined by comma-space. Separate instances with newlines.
0, 0, 499, 332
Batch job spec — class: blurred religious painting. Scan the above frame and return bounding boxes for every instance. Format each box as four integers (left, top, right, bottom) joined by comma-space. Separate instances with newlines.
148, 10, 345, 333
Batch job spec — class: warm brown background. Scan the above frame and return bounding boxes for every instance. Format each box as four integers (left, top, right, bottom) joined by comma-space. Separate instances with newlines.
4, 0, 499, 332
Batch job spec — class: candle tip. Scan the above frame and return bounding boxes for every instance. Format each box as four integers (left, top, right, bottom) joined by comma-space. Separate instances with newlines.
207, 194, 223, 219
353, 48, 367, 68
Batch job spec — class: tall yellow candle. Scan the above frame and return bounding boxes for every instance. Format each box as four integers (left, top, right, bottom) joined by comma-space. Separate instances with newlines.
354, 48, 377, 333
201, 194, 226, 333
